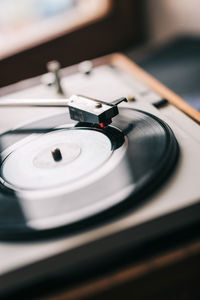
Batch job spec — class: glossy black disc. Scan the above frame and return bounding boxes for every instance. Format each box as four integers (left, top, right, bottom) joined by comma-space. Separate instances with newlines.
0, 108, 179, 237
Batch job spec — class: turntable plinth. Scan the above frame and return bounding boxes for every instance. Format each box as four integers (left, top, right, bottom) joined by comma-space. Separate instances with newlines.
0, 53, 200, 299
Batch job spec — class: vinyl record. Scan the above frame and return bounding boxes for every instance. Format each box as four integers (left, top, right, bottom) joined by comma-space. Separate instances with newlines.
0, 108, 179, 237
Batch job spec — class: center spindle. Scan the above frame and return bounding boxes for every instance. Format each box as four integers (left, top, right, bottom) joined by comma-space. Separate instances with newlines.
51, 148, 62, 162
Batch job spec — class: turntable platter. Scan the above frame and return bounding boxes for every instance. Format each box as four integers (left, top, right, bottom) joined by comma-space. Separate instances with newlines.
0, 108, 179, 236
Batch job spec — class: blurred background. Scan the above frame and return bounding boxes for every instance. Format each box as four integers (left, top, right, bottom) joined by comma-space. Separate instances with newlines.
0, 0, 200, 111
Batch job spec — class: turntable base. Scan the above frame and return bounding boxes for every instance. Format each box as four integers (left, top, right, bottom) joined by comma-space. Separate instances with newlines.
0, 53, 200, 298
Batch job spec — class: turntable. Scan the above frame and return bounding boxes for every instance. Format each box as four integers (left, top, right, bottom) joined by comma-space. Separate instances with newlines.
0, 54, 200, 298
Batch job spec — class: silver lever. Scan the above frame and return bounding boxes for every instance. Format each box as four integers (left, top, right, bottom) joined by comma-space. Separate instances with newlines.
46, 60, 65, 96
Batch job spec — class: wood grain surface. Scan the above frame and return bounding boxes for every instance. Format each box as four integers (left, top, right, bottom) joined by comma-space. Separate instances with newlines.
40, 239, 200, 300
